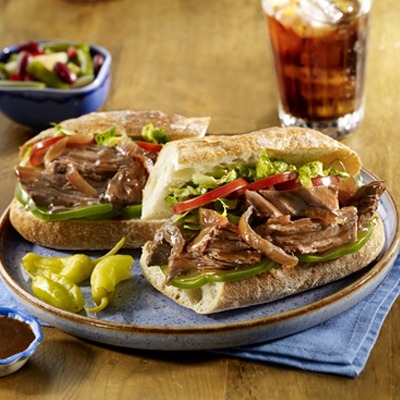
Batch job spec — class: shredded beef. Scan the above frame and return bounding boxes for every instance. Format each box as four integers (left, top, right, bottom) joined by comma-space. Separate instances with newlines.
103, 160, 148, 205
187, 208, 237, 254
146, 217, 196, 268
238, 206, 299, 267
349, 181, 386, 229
147, 209, 263, 282
259, 207, 358, 254
146, 231, 172, 267
165, 209, 262, 281
304, 207, 347, 224
245, 190, 283, 218
17, 165, 99, 208
16, 143, 151, 210
146, 180, 386, 279
259, 185, 339, 217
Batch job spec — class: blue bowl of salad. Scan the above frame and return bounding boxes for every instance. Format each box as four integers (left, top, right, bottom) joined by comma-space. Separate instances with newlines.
0, 40, 111, 131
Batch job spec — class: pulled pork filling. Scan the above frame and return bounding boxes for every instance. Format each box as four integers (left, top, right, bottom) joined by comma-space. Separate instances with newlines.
147, 181, 386, 282
15, 139, 152, 210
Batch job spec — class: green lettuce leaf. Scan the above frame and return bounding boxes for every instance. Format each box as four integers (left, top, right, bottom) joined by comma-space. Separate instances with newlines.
141, 123, 170, 144
94, 127, 120, 147
164, 150, 351, 205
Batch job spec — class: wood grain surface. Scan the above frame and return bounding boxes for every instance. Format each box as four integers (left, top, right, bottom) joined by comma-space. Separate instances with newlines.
0, 1, 399, 399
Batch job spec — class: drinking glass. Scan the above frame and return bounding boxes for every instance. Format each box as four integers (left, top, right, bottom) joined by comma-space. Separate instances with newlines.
261, 0, 371, 139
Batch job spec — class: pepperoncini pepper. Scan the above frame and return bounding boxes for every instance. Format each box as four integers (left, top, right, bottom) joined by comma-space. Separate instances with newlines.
59, 254, 93, 283
22, 252, 64, 276
86, 255, 133, 313
22, 237, 126, 282
22, 252, 93, 283
22, 237, 129, 314
31, 271, 85, 313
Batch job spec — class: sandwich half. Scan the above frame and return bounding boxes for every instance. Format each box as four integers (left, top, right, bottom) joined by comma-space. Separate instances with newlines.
9, 109, 209, 250
139, 126, 385, 314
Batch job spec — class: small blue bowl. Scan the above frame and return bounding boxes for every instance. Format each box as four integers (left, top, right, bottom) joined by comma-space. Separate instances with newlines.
0, 40, 111, 131
0, 307, 43, 377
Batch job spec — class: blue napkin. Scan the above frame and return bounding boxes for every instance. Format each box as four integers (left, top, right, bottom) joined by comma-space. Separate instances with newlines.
1, 253, 399, 378
215, 252, 400, 378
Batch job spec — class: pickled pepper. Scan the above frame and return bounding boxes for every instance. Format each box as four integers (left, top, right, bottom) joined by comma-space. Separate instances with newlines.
22, 237, 126, 283
59, 254, 93, 284
32, 271, 85, 313
86, 255, 133, 313
22, 237, 130, 314
22, 253, 64, 276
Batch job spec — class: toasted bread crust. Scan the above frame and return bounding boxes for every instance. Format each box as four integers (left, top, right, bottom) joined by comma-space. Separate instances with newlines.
139, 217, 385, 314
9, 199, 164, 250
19, 109, 210, 157
172, 126, 361, 173
142, 126, 362, 220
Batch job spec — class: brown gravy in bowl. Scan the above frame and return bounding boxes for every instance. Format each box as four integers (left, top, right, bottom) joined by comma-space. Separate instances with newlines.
0, 316, 35, 359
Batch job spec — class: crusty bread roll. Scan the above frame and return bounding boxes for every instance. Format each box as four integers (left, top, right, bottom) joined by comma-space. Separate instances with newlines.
139, 126, 385, 314
18, 109, 210, 157
10, 198, 163, 250
10, 110, 209, 250
139, 217, 384, 314
141, 126, 361, 220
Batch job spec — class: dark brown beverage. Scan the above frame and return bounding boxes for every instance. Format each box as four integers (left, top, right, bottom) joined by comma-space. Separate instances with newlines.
263, 0, 370, 138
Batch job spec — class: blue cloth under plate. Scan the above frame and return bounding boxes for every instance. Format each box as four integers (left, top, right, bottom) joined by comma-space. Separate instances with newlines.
1, 253, 399, 378
214, 252, 400, 378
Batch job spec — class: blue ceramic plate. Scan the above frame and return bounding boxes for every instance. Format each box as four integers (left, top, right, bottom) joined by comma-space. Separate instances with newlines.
0, 169, 399, 351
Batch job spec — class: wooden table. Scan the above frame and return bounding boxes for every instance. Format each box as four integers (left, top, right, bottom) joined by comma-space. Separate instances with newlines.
0, 1, 399, 398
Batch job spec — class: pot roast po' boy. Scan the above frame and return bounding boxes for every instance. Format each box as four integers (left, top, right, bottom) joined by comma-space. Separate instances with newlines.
139, 126, 386, 314
9, 110, 209, 250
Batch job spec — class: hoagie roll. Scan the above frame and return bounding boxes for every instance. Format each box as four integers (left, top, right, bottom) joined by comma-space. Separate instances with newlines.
10, 110, 209, 250
139, 126, 385, 314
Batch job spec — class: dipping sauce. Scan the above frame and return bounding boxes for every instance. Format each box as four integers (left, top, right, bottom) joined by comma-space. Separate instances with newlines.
0, 315, 35, 359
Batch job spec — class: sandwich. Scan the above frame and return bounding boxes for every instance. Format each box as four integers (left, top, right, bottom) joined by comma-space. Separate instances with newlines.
139, 126, 386, 314
9, 109, 209, 250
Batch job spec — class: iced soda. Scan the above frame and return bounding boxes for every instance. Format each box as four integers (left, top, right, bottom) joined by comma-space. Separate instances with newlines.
262, 0, 370, 138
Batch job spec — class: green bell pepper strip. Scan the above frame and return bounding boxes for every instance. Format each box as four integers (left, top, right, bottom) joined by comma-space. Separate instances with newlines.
15, 183, 30, 204
162, 258, 279, 290
15, 183, 142, 221
15, 182, 113, 221
296, 218, 375, 263
121, 204, 142, 219
28, 200, 115, 222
